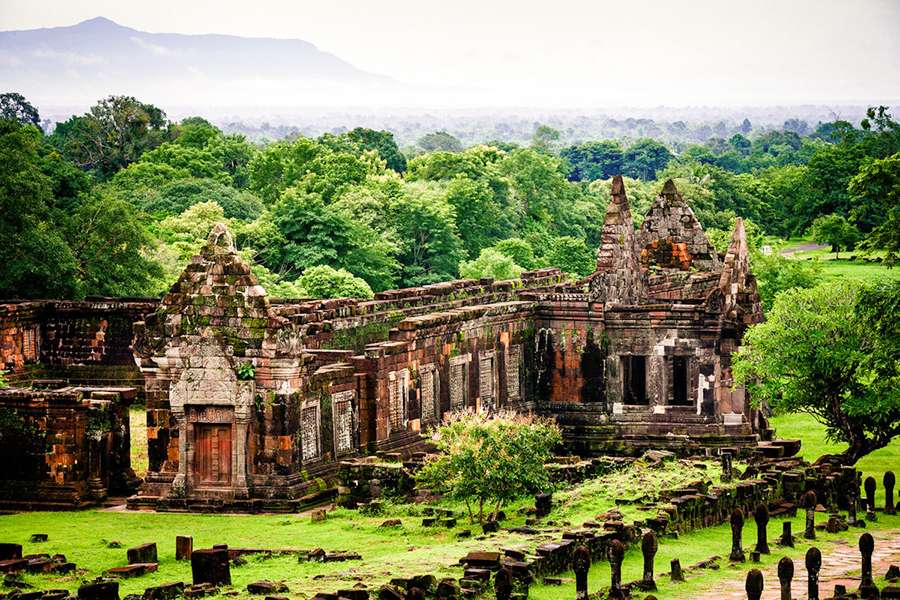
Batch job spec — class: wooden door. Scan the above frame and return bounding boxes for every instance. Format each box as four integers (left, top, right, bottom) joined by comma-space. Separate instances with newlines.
194, 424, 232, 485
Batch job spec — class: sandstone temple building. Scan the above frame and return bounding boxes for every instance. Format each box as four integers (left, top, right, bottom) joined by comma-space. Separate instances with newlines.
0, 178, 763, 510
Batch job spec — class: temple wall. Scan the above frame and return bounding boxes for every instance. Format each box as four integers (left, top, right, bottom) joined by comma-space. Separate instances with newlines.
0, 299, 155, 389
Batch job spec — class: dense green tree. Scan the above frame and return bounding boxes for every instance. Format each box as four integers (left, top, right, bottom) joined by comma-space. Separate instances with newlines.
144, 178, 263, 220
491, 238, 538, 270
297, 265, 374, 299
391, 183, 464, 286
810, 214, 859, 258
173, 117, 221, 149
459, 248, 523, 281
347, 127, 407, 173
418, 131, 463, 153
258, 188, 397, 290
139, 143, 223, 180
543, 236, 594, 277
445, 175, 511, 258
850, 153, 900, 265
50, 95, 169, 178
560, 141, 624, 181
0, 92, 40, 127
206, 133, 256, 189
734, 281, 900, 462
0, 119, 79, 298
751, 253, 821, 311
622, 138, 672, 179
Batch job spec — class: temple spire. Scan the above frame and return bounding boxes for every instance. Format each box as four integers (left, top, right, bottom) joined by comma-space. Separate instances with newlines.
589, 175, 644, 304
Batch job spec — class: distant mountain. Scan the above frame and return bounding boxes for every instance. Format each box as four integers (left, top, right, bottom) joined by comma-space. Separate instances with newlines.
0, 17, 399, 109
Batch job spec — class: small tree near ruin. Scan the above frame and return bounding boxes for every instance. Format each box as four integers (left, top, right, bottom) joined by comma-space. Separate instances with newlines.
417, 412, 561, 523
734, 280, 900, 463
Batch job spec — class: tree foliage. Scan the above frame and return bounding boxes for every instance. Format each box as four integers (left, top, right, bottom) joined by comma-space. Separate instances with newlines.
734, 281, 900, 463
416, 412, 561, 523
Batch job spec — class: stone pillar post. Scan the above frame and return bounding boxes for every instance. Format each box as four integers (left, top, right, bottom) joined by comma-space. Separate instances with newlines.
641, 531, 658, 590
804, 490, 817, 539
745, 568, 763, 600
859, 533, 877, 599
777, 557, 793, 600
848, 494, 858, 527
754, 503, 769, 554
494, 566, 512, 600
885, 471, 896, 515
721, 450, 733, 483
779, 521, 794, 547
573, 545, 590, 600
806, 547, 821, 600
863, 476, 877, 522
608, 540, 625, 600
670, 558, 684, 582
730, 508, 746, 562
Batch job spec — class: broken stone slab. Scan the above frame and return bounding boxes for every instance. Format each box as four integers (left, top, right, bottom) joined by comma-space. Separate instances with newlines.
461, 552, 501, 569
379, 519, 402, 528
0, 544, 22, 560
246, 581, 288, 595
176, 536, 193, 561
0, 558, 27, 573
190, 549, 230, 586
30, 534, 48, 543
183, 583, 218, 599
77, 580, 120, 600
107, 564, 158, 578
127, 544, 158, 565
142, 582, 184, 600
336, 591, 370, 600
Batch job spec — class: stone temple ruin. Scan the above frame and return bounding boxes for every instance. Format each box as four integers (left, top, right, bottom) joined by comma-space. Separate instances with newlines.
0, 177, 763, 510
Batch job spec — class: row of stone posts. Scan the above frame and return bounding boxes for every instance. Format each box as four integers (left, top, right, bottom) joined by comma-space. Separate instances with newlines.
522, 469, 895, 600
744, 533, 881, 600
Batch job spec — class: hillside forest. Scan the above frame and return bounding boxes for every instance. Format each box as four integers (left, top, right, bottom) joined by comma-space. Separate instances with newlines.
1, 92, 898, 305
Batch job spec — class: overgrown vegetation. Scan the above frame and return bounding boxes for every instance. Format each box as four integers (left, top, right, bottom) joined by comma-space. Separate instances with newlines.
416, 412, 561, 523
2, 92, 897, 301
734, 279, 900, 462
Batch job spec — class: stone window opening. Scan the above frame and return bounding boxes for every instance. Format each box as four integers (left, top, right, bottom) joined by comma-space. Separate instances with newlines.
506, 345, 522, 401
449, 355, 470, 412
622, 355, 648, 405
419, 365, 439, 425
479, 350, 496, 413
670, 356, 692, 406
388, 369, 409, 435
332, 390, 355, 455
301, 401, 321, 462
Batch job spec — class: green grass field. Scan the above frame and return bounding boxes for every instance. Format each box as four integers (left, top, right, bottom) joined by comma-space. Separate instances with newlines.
778, 238, 899, 283
2, 414, 897, 599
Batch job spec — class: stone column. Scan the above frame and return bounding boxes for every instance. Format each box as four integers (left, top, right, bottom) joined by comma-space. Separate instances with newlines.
804, 490, 817, 539
721, 450, 733, 483
573, 545, 590, 600
779, 521, 794, 547
641, 531, 658, 591
754, 503, 769, 554
864, 476, 877, 522
777, 557, 793, 600
176, 536, 193, 561
745, 568, 763, 600
494, 566, 512, 600
670, 558, 684, 582
232, 381, 254, 499
885, 471, 896, 515
608, 540, 625, 600
848, 494, 858, 527
730, 508, 746, 562
806, 547, 821, 600
858, 533, 877, 599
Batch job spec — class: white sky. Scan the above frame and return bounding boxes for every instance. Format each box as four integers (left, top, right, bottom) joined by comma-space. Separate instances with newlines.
2, 0, 899, 106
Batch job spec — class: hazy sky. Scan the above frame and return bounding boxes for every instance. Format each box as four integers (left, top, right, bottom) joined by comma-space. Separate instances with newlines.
2, 0, 899, 106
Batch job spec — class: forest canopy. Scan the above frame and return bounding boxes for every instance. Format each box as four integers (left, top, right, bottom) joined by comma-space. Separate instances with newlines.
1, 92, 897, 301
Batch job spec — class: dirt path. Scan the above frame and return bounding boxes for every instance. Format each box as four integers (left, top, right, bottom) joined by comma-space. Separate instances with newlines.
691, 529, 900, 599
780, 243, 828, 256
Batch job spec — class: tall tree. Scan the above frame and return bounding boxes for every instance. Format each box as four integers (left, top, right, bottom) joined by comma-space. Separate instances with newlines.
50, 95, 169, 178
0, 92, 40, 127
734, 281, 900, 463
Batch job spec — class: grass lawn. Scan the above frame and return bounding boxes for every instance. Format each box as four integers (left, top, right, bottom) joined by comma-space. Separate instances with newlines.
777, 237, 899, 283
3, 415, 898, 599
130, 406, 148, 478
